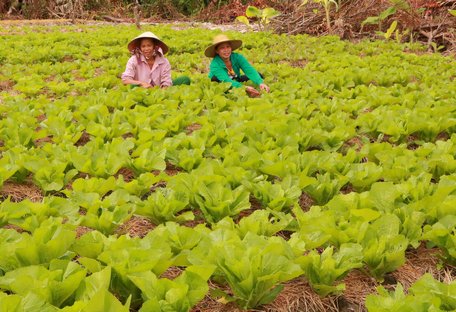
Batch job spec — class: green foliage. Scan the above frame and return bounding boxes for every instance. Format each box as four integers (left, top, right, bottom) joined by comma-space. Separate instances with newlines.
304, 172, 349, 205
243, 175, 301, 212
346, 162, 383, 191
236, 6, 281, 31
301, 0, 339, 30
192, 231, 302, 309
96, 234, 175, 306
129, 265, 214, 312
24, 158, 77, 192
362, 7, 397, 31
423, 215, 456, 265
0, 154, 20, 188
150, 222, 208, 265
360, 214, 408, 281
135, 188, 193, 225
214, 209, 295, 239
0, 218, 76, 271
298, 244, 363, 296
1, 23, 456, 312
366, 274, 456, 311
290, 206, 338, 249
71, 137, 134, 178
384, 20, 397, 40
73, 189, 136, 235
179, 174, 252, 224
0, 260, 86, 308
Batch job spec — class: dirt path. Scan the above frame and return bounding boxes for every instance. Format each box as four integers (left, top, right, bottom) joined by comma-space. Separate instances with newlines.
0, 18, 256, 32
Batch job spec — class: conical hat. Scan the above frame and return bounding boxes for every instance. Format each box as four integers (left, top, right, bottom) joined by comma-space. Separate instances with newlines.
204, 34, 242, 58
128, 31, 169, 54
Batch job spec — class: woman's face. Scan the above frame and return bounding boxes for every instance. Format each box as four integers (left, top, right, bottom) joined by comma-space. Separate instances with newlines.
140, 38, 155, 59
216, 42, 232, 60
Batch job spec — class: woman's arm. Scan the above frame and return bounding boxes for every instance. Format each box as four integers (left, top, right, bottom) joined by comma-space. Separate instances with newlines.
236, 54, 270, 93
121, 56, 152, 88
235, 54, 263, 86
122, 78, 152, 88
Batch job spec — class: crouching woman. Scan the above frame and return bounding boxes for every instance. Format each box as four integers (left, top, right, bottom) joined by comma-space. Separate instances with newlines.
121, 31, 190, 88
205, 34, 270, 97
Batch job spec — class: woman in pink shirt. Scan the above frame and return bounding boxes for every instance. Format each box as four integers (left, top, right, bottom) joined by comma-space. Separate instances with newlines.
121, 32, 190, 88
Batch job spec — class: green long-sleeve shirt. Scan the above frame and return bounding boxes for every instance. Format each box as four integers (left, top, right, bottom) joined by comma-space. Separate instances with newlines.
208, 53, 263, 88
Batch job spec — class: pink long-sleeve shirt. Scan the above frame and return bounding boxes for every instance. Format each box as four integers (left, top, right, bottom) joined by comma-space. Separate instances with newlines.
121, 53, 173, 87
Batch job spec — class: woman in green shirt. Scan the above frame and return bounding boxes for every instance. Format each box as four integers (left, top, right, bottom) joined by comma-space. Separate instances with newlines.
205, 34, 270, 97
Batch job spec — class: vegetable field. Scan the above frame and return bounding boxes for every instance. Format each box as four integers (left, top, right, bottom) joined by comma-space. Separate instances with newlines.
1, 22, 456, 311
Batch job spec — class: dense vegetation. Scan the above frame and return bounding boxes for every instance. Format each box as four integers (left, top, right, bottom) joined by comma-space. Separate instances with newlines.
2, 0, 245, 19
1, 23, 456, 311
2, 0, 456, 53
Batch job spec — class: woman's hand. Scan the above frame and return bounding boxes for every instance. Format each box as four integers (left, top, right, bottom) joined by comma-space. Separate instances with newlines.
139, 81, 153, 88
259, 83, 270, 93
246, 86, 261, 98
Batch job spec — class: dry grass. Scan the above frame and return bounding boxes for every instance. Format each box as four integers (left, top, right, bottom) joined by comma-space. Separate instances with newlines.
298, 192, 314, 212
196, 0, 247, 24
275, 230, 294, 241
0, 181, 43, 202
34, 135, 54, 147
152, 162, 182, 177
182, 209, 206, 228
340, 184, 355, 195
75, 225, 94, 238
344, 136, 364, 152
249, 195, 263, 211
185, 123, 202, 135
436, 131, 450, 141
74, 130, 91, 147
438, 265, 456, 284
115, 215, 155, 238
115, 167, 135, 182
263, 278, 339, 312
0, 80, 14, 91
288, 59, 309, 68
164, 162, 181, 176
407, 134, 420, 150
2, 223, 29, 233
94, 68, 104, 77
343, 270, 378, 310
398, 246, 438, 273
150, 180, 167, 193
235, 207, 257, 222
392, 244, 443, 288
160, 266, 184, 280
191, 280, 242, 312
192, 300, 243, 312
234, 195, 263, 222
342, 244, 447, 310
192, 278, 340, 312
240, 245, 452, 312
36, 114, 47, 122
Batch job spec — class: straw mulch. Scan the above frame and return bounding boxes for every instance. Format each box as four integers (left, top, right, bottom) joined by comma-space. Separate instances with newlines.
188, 243, 449, 312
0, 180, 43, 202
115, 215, 155, 238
